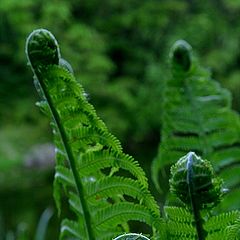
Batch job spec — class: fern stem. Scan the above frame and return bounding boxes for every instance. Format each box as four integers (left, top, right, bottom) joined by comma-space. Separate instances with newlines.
34, 69, 95, 240
187, 152, 206, 240
26, 29, 95, 239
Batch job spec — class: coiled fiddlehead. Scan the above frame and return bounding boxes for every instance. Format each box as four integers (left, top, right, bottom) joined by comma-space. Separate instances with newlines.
170, 152, 223, 240
26, 29, 60, 71
170, 40, 192, 72
170, 152, 223, 210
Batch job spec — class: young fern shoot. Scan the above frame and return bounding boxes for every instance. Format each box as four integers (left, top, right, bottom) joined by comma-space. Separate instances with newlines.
152, 40, 240, 212
166, 152, 240, 240
26, 29, 163, 240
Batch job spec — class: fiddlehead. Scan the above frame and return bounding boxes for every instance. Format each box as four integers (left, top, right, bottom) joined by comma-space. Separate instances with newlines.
26, 29, 60, 71
170, 152, 223, 210
167, 152, 240, 240
170, 40, 192, 72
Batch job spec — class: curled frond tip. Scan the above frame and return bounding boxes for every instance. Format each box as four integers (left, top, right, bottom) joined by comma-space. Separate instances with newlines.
170, 39, 192, 71
25, 28, 60, 71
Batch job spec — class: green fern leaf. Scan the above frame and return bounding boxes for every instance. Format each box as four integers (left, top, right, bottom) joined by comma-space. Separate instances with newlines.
79, 150, 148, 186
94, 202, 161, 230
152, 39, 240, 211
164, 206, 193, 223
225, 216, 240, 240
26, 29, 163, 240
204, 211, 240, 233
164, 207, 195, 239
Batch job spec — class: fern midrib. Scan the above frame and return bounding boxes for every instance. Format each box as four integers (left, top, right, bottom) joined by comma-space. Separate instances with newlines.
34, 67, 95, 240
187, 152, 206, 240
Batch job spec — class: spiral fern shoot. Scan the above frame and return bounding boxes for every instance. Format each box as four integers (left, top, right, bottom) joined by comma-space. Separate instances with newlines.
26, 29, 163, 240
170, 152, 223, 210
170, 152, 222, 239
167, 152, 240, 240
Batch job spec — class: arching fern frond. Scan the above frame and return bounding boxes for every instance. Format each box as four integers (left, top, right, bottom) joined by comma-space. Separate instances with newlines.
152, 40, 240, 211
26, 29, 163, 240
166, 152, 240, 240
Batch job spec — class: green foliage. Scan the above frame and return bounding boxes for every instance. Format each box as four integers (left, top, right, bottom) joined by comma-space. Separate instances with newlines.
164, 206, 240, 240
26, 29, 163, 240
3, 0, 240, 148
152, 40, 240, 211
4, 0, 240, 238
166, 153, 240, 240
26, 28, 240, 240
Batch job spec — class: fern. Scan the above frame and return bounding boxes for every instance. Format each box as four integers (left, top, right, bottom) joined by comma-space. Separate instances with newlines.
225, 216, 240, 240
166, 152, 240, 240
152, 40, 240, 211
164, 206, 240, 240
164, 206, 196, 240
26, 29, 240, 240
26, 29, 163, 240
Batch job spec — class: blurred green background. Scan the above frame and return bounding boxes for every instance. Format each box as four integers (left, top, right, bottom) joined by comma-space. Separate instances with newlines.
1, 0, 240, 239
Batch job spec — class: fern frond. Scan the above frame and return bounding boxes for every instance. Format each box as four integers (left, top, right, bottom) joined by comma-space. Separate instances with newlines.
225, 216, 240, 240
152, 39, 240, 211
167, 221, 196, 239
60, 219, 85, 240
164, 204, 240, 240
79, 150, 148, 186
94, 202, 161, 230
26, 29, 163, 240
205, 231, 228, 240
85, 176, 159, 215
204, 211, 240, 233
164, 206, 195, 239
205, 213, 240, 240
167, 152, 240, 240
164, 206, 193, 223
55, 166, 75, 187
